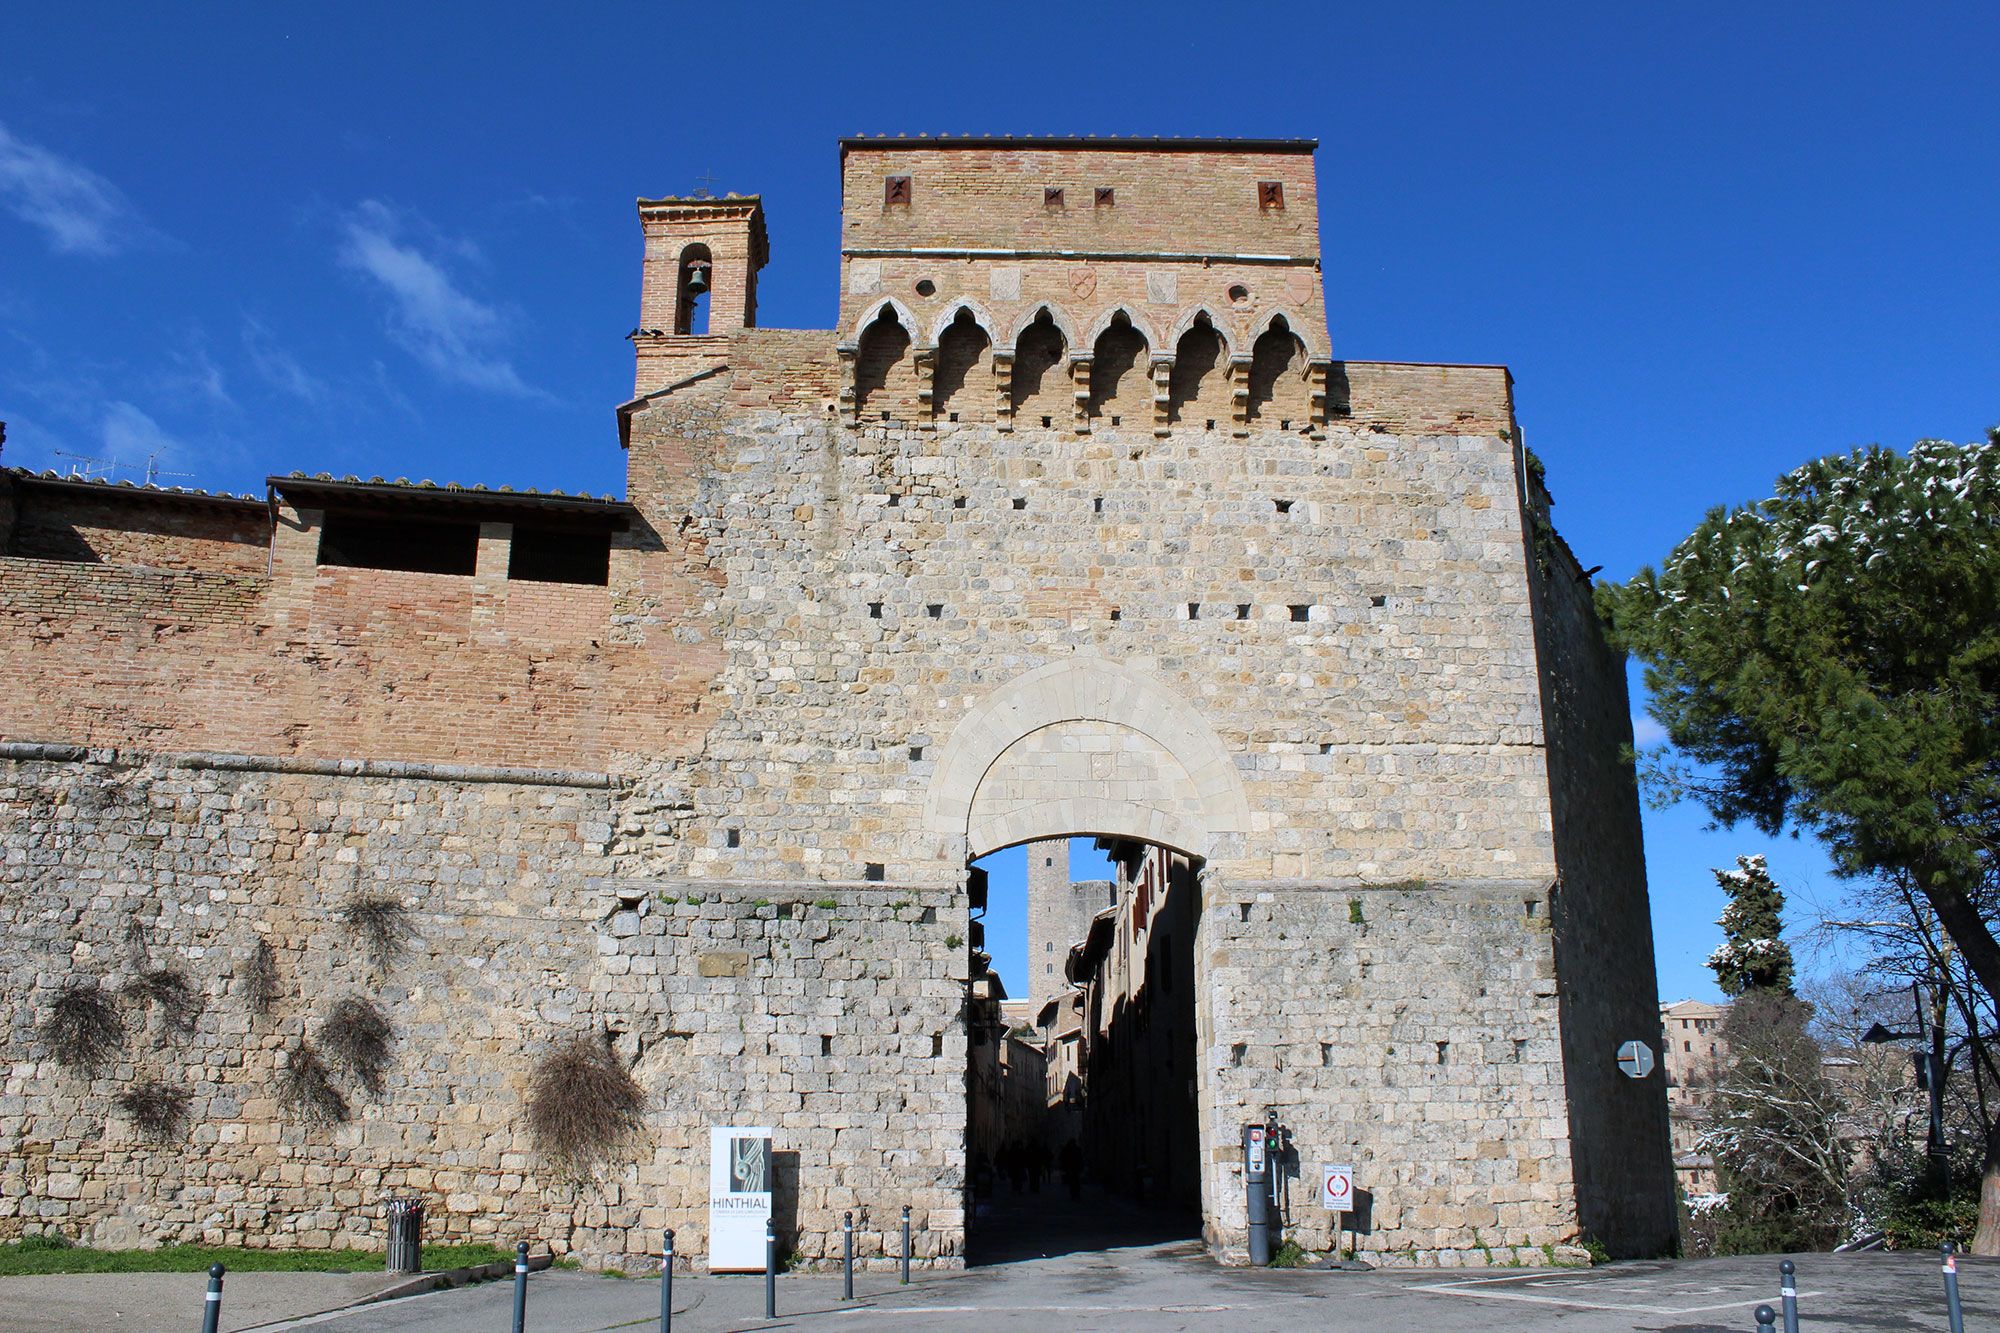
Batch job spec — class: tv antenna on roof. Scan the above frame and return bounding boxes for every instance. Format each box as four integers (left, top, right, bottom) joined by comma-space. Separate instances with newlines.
51, 449, 194, 486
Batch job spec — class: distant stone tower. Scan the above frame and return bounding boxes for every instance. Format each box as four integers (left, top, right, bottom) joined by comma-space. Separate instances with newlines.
1024, 838, 1112, 1012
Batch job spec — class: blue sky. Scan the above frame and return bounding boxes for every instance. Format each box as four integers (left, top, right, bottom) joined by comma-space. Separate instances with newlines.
4, 4, 1994, 1002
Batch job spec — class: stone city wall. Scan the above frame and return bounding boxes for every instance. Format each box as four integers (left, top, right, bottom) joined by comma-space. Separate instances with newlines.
0, 749, 963, 1266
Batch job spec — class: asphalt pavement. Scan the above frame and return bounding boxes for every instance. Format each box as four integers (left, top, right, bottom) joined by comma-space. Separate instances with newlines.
3, 1190, 1992, 1332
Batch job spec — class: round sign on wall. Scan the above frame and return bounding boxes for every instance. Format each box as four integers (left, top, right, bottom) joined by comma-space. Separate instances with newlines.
1616, 1040, 1656, 1079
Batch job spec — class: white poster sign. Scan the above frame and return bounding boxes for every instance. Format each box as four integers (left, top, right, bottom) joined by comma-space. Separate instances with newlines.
708, 1126, 773, 1272
1320, 1163, 1355, 1212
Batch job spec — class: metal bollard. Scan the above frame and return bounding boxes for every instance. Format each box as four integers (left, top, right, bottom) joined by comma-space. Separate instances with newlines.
764, 1216, 777, 1320
900, 1204, 911, 1285
199, 1263, 225, 1333
1944, 1243, 1966, 1333
843, 1210, 855, 1300
660, 1229, 675, 1333
511, 1241, 529, 1333
1753, 1305, 1776, 1331
1779, 1258, 1799, 1333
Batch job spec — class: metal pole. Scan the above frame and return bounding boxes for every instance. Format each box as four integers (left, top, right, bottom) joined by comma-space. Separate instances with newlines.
511, 1241, 529, 1333
1754, 1305, 1776, 1331
1927, 1050, 1950, 1193
199, 1263, 225, 1333
901, 1205, 911, 1285
843, 1210, 855, 1301
764, 1216, 777, 1320
1944, 1243, 1966, 1333
660, 1229, 674, 1333
1778, 1258, 1798, 1333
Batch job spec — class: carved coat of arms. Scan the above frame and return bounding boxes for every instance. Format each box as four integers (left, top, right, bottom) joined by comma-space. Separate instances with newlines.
1070, 268, 1097, 300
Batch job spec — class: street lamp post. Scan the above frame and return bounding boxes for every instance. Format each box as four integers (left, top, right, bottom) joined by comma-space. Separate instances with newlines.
1862, 981, 1949, 1192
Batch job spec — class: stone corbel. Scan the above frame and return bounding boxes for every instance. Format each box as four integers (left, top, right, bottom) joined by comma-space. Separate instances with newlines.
1307, 359, 1334, 437
1068, 353, 1094, 434
993, 348, 1016, 432
836, 342, 859, 426
913, 345, 938, 429
1150, 356, 1174, 437
1229, 354, 1254, 437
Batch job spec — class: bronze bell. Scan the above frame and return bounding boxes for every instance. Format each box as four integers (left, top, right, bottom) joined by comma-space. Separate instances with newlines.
684, 263, 711, 297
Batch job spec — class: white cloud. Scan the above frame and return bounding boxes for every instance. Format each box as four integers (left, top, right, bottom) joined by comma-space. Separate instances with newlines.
0, 122, 151, 256
1632, 714, 1669, 746
241, 316, 327, 404
337, 200, 543, 398
100, 401, 191, 479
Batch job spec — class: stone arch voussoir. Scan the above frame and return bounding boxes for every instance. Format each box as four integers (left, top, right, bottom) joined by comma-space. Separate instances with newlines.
926, 657, 1251, 861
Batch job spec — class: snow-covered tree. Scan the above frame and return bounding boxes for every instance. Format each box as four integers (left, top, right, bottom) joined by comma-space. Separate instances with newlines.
1601, 429, 2000, 1251
1708, 854, 1796, 997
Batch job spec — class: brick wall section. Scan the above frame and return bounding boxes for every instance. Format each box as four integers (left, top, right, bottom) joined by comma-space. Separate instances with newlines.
839, 143, 1320, 257
6, 486, 268, 574
0, 505, 719, 771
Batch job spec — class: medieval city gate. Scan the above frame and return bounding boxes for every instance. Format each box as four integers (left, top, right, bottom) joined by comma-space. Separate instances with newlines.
0, 135, 1677, 1269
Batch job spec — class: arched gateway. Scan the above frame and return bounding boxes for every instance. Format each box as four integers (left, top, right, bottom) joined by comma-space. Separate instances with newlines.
0, 136, 1674, 1273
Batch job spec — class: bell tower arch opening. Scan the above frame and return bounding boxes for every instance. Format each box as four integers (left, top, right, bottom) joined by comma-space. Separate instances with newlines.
674, 243, 713, 335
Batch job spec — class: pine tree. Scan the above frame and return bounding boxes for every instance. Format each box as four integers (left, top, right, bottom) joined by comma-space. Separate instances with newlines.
1707, 854, 1796, 997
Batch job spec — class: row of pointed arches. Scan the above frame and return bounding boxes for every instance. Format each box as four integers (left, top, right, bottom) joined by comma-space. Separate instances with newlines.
841, 300, 1324, 433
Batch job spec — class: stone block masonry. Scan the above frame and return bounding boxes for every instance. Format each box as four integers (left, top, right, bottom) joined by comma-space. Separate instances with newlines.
0, 135, 1674, 1267
0, 749, 964, 1264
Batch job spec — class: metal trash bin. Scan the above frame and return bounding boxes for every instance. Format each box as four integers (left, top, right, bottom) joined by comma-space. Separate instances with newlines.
385, 1197, 424, 1273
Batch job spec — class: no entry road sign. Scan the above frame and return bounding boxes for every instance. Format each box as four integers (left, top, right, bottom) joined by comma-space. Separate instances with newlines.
1617, 1040, 1656, 1079
1320, 1164, 1354, 1212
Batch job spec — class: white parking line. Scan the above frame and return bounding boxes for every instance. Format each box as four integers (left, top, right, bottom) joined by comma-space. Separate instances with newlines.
1411, 1272, 1822, 1316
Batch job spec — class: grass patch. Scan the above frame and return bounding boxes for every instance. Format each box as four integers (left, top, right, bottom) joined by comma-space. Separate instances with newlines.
1270, 1239, 1312, 1268
0, 1238, 512, 1276
812, 898, 838, 910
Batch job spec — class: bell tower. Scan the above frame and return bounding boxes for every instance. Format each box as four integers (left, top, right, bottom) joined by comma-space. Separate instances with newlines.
634, 192, 768, 343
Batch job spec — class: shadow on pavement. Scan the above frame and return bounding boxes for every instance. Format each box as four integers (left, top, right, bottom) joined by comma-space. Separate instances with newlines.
965, 1183, 1202, 1266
